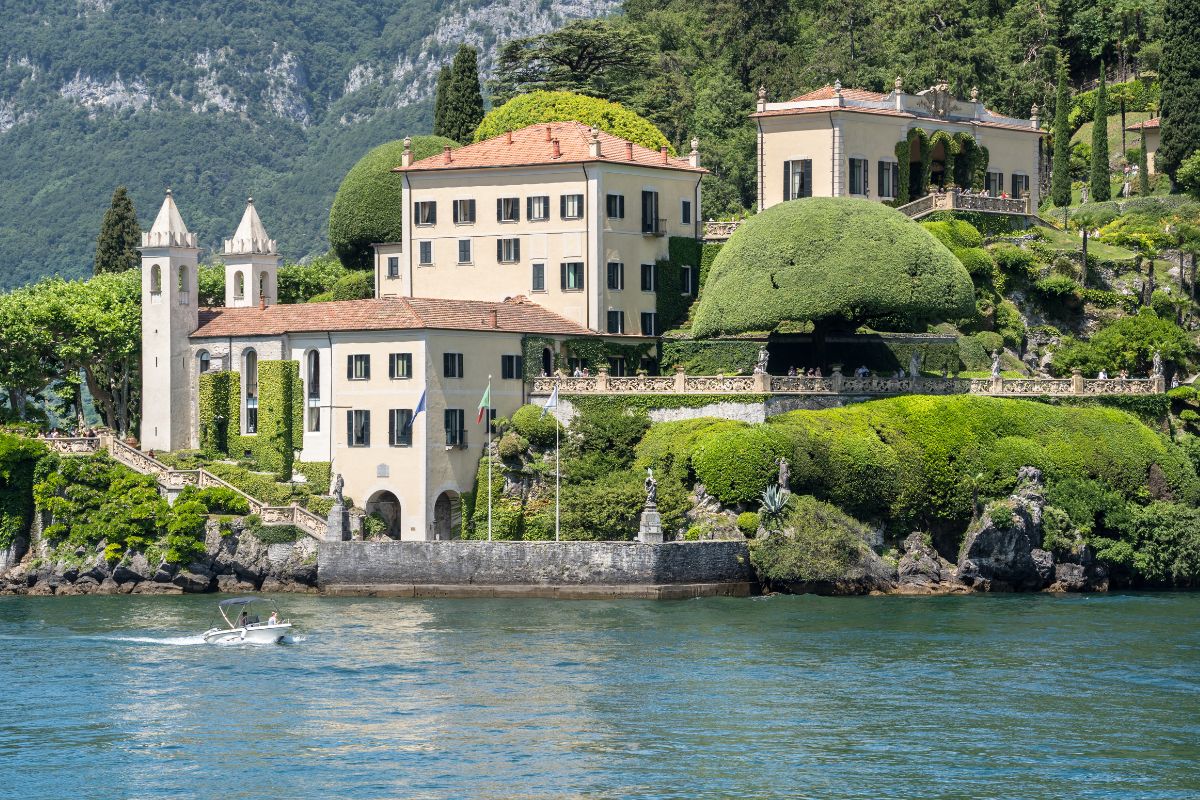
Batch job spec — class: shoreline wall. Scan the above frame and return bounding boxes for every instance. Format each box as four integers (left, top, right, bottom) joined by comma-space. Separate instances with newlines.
318, 540, 755, 596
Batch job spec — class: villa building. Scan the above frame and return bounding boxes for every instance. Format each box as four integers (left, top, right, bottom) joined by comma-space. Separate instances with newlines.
1127, 117, 1160, 175
753, 80, 1044, 211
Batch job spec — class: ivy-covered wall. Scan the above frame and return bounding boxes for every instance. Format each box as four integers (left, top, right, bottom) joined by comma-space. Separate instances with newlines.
198, 371, 235, 456
660, 340, 761, 375
199, 360, 302, 479
522, 335, 560, 380
563, 337, 656, 373
655, 237, 702, 332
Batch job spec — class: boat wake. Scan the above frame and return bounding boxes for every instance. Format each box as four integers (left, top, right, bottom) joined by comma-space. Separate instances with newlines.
105, 634, 207, 646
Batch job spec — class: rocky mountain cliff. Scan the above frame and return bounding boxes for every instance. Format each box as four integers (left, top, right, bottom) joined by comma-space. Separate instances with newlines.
0, 0, 617, 288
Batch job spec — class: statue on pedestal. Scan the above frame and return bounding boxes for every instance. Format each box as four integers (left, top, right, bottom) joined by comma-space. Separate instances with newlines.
777, 457, 790, 492
644, 467, 657, 508
909, 351, 922, 382
332, 473, 345, 505
1153, 349, 1164, 378
990, 350, 1002, 380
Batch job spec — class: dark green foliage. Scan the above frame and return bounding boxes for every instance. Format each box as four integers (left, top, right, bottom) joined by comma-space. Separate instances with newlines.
324, 271, 373, 301
560, 471, 643, 541
201, 361, 303, 479
176, 485, 250, 515
198, 371, 235, 456
660, 341, 761, 375
698, 242, 723, 295
1090, 67, 1111, 202
635, 417, 745, 484
277, 256, 350, 304
434, 45, 485, 144
693, 198, 974, 337
0, 434, 47, 548
1178, 152, 1200, 199
473, 91, 672, 153
692, 424, 789, 505
748, 495, 873, 586
328, 135, 459, 269
656, 237, 702, 331
164, 500, 208, 564
1051, 310, 1192, 376
736, 511, 759, 537
510, 404, 561, 448
251, 525, 303, 545
1138, 129, 1150, 194
93, 187, 141, 275
1158, 0, 1200, 180
565, 404, 650, 483
1051, 60, 1073, 208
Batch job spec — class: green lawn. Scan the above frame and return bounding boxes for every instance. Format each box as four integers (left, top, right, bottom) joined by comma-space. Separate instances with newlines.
1072, 110, 1155, 158
1036, 224, 1138, 262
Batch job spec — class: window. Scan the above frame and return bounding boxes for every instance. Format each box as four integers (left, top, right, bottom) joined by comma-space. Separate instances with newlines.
532, 263, 546, 292
641, 312, 657, 336
1011, 174, 1029, 199
306, 350, 320, 432
641, 190, 661, 234
784, 159, 813, 200
197, 350, 210, 374
347, 354, 370, 381
443, 352, 464, 378
849, 157, 869, 195
527, 195, 549, 221
389, 409, 413, 447
386, 256, 399, 278
641, 263, 657, 292
388, 352, 412, 379
444, 409, 466, 448
347, 410, 370, 447
178, 265, 190, 304
453, 199, 476, 224
561, 262, 584, 291
878, 161, 900, 199
418, 241, 433, 265
607, 310, 625, 334
607, 261, 624, 291
608, 356, 626, 376
243, 349, 258, 436
497, 238, 520, 263
414, 200, 436, 226
150, 264, 162, 295
232, 270, 242, 300
680, 265, 695, 296
681, 199, 692, 225
458, 239, 472, 264
501, 354, 523, 380
561, 194, 583, 219
497, 197, 520, 222
606, 193, 625, 219
986, 171, 1004, 197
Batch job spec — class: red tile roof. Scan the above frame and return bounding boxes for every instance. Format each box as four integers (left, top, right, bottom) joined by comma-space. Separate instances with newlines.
397, 122, 706, 173
1126, 117, 1160, 131
790, 86, 888, 102
191, 296, 594, 338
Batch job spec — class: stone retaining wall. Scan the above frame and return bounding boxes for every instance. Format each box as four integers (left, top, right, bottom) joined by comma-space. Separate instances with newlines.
318, 540, 754, 596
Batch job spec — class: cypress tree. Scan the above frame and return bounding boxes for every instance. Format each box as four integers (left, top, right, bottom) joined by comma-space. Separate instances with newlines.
432, 65, 450, 139
93, 186, 140, 275
1090, 66, 1111, 202
1051, 58, 1072, 208
438, 45, 485, 144
1158, 0, 1200, 183
1138, 127, 1150, 194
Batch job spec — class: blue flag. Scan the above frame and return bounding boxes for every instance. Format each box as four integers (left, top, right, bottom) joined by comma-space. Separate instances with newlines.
413, 389, 427, 420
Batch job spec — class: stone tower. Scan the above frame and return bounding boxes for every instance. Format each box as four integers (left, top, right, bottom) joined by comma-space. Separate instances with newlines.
140, 190, 199, 452
223, 198, 280, 307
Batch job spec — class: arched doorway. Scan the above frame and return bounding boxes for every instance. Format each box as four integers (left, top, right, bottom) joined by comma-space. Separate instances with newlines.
433, 491, 461, 540
541, 347, 552, 376
365, 490, 402, 539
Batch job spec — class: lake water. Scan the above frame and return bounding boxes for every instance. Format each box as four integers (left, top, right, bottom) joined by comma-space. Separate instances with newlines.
1, 593, 1198, 799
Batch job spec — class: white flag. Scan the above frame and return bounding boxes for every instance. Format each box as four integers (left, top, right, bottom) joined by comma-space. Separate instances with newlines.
539, 385, 558, 418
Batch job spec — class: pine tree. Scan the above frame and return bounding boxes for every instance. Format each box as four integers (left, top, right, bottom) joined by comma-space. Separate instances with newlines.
432, 65, 450, 139
1090, 65, 1111, 202
93, 186, 140, 275
1158, 0, 1200, 183
437, 45, 485, 144
1051, 58, 1073, 208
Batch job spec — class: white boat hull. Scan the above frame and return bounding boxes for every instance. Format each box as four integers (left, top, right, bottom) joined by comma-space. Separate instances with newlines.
203, 622, 291, 645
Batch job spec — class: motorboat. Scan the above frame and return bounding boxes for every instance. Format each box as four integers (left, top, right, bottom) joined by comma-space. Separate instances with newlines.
203, 597, 292, 644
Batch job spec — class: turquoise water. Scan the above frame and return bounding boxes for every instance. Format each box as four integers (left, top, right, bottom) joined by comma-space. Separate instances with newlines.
1, 593, 1198, 799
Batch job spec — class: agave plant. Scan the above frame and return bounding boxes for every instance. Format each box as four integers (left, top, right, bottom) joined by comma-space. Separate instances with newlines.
759, 484, 788, 533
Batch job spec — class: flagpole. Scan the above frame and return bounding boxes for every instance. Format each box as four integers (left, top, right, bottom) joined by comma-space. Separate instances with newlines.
487, 375, 492, 542
555, 399, 560, 542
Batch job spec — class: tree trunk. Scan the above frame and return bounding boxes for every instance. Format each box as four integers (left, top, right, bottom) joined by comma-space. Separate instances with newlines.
82, 366, 117, 436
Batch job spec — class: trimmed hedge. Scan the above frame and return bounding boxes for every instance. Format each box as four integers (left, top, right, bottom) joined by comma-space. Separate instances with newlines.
473, 91, 672, 153
0, 433, 47, 548
691, 424, 790, 505
693, 198, 974, 337
328, 135, 459, 269
511, 404, 562, 448
660, 340, 760, 375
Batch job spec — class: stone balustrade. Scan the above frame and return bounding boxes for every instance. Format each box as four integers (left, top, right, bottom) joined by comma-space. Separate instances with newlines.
702, 219, 743, 240
897, 191, 1031, 219
531, 368, 1163, 398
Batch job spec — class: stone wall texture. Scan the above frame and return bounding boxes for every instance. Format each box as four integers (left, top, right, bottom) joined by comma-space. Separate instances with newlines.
318, 540, 753, 587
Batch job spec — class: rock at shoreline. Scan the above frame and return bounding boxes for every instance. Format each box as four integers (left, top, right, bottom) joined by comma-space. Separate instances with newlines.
958, 467, 1051, 592
895, 532, 968, 594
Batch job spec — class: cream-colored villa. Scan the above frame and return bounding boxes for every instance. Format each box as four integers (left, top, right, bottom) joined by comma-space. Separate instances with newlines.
1127, 117, 1160, 175
753, 80, 1044, 211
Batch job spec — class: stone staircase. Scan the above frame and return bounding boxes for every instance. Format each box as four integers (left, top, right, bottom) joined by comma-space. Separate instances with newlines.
41, 434, 326, 540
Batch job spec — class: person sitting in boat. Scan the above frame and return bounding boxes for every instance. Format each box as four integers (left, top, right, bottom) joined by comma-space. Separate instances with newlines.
268, 611, 279, 626
237, 610, 249, 627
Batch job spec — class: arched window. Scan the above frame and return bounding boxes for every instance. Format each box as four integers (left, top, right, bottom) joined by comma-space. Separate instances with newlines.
150, 264, 162, 294
306, 350, 320, 432
234, 271, 245, 300
243, 349, 258, 435
259, 271, 268, 301
177, 264, 190, 304
197, 349, 210, 374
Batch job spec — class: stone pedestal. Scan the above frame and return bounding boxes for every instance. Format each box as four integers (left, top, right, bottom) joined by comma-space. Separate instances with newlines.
638, 508, 663, 544
325, 503, 350, 542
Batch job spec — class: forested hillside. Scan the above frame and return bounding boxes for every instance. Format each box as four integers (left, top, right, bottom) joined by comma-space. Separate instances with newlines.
0, 0, 617, 288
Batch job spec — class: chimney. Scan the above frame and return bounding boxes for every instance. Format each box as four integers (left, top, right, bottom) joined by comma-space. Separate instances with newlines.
488, 308, 498, 328
551, 138, 561, 158
506, 130, 513, 144
689, 138, 700, 168
545, 125, 553, 141
625, 141, 634, 161
660, 146, 669, 165
589, 126, 601, 158
442, 146, 452, 164
894, 76, 904, 110
401, 136, 413, 167
259, 292, 266, 310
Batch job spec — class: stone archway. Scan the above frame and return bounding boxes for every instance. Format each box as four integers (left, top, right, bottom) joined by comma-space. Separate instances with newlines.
433, 491, 461, 540
365, 490, 402, 539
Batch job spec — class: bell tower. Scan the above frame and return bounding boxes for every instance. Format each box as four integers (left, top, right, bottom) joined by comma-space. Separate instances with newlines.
223, 197, 280, 307
141, 190, 200, 452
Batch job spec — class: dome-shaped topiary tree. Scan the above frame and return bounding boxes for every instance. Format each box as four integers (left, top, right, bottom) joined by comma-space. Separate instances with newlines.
692, 198, 975, 339
328, 135, 459, 269
473, 91, 673, 154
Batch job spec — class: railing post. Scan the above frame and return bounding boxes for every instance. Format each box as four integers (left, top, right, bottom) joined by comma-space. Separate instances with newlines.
1072, 368, 1084, 395
991, 374, 1004, 394
754, 370, 770, 393
596, 368, 609, 393
1152, 374, 1166, 393
674, 364, 687, 392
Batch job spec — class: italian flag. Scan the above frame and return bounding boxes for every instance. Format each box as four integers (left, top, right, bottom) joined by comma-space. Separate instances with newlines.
476, 382, 491, 424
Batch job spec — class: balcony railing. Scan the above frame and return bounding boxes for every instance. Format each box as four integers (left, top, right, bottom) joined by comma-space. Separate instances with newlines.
445, 428, 468, 449
643, 217, 667, 237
